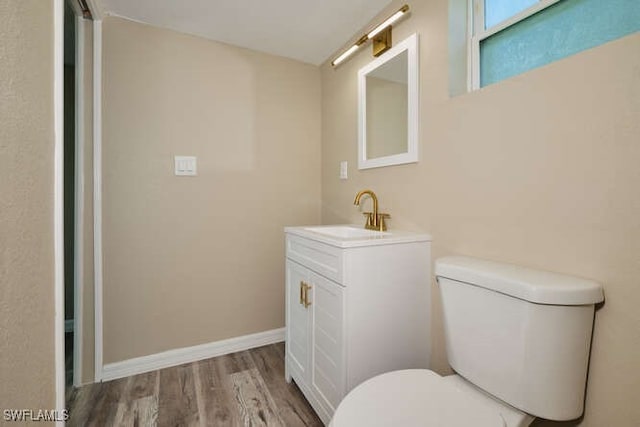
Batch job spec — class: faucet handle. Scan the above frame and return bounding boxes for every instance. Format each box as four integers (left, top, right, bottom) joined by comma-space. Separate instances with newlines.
362, 212, 375, 229
377, 213, 390, 232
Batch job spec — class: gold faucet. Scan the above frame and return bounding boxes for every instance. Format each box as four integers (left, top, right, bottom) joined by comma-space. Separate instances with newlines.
353, 189, 390, 231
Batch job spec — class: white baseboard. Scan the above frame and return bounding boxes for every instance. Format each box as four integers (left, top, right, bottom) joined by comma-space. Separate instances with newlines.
101, 327, 285, 382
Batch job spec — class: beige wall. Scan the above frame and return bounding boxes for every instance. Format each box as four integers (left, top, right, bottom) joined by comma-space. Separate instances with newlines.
0, 0, 56, 412
101, 17, 321, 363
321, 1, 640, 426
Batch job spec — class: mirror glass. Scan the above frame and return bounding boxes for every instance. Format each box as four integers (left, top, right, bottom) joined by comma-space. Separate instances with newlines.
358, 33, 418, 169
366, 50, 408, 159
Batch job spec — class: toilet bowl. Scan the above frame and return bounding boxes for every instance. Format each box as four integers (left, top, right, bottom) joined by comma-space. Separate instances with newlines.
330, 370, 534, 427
329, 256, 603, 426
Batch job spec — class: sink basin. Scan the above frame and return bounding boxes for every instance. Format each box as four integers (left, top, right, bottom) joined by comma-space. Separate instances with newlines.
304, 226, 390, 239
287, 225, 431, 248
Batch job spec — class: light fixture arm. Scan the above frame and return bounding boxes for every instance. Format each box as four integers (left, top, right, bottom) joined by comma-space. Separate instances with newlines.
331, 4, 410, 67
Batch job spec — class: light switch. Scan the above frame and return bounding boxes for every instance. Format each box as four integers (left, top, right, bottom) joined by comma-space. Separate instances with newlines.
340, 161, 348, 180
174, 156, 197, 176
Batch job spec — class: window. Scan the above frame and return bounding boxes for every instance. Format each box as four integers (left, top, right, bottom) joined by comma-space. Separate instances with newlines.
471, 0, 640, 88
483, 0, 538, 29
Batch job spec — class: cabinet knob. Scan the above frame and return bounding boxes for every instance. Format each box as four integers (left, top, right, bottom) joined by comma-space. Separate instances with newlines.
299, 281, 305, 305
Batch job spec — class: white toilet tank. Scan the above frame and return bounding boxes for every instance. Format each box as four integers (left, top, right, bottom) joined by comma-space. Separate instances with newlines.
435, 256, 604, 422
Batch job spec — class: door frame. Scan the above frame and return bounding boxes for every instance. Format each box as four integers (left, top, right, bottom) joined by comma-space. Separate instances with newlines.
92, 16, 103, 382
66, 0, 102, 389
55, 0, 104, 418
54, 0, 65, 420
72, 10, 85, 389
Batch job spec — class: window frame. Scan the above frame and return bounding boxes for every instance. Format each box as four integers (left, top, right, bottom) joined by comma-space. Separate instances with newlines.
469, 0, 563, 89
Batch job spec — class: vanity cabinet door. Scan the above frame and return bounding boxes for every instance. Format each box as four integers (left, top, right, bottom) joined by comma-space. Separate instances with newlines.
309, 272, 345, 413
286, 260, 311, 381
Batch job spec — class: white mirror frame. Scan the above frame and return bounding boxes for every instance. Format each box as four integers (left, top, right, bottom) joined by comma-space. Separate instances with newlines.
358, 33, 419, 170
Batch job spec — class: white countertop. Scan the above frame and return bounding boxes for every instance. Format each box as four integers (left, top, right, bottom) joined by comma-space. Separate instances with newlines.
285, 224, 432, 248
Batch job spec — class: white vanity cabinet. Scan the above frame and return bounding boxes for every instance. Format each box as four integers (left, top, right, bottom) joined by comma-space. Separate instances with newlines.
284, 226, 432, 425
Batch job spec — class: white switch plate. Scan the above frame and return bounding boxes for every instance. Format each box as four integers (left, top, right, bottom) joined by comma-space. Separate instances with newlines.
340, 161, 348, 180
174, 156, 197, 176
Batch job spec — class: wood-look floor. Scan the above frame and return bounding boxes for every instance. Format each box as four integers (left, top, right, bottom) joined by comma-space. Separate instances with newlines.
66, 343, 323, 427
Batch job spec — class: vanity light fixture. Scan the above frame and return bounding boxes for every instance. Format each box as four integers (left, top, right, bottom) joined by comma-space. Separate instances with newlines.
332, 37, 367, 66
331, 4, 410, 67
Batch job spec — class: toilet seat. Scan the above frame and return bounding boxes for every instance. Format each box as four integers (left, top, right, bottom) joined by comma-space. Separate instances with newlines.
330, 370, 506, 427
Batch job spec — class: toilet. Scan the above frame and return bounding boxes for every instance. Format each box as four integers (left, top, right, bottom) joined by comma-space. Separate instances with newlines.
331, 256, 604, 427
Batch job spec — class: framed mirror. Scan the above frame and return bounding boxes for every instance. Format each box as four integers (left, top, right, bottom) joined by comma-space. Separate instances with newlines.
358, 33, 418, 169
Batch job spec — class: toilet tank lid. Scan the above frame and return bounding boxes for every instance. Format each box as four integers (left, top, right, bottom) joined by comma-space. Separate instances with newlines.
435, 256, 604, 305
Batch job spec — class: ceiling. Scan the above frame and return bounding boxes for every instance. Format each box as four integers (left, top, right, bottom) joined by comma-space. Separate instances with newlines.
98, 0, 394, 65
